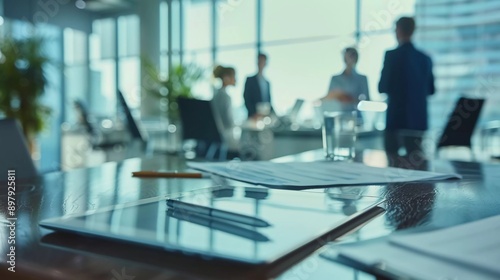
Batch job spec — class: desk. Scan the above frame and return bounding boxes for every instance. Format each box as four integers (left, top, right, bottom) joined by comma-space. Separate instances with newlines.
1, 147, 500, 279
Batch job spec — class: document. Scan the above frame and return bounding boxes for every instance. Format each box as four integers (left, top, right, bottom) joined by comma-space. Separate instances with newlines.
187, 161, 460, 188
390, 214, 500, 276
324, 215, 500, 280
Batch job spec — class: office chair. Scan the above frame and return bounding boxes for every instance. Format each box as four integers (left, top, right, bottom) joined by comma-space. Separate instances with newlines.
117, 90, 149, 148
177, 97, 235, 160
0, 118, 38, 182
436, 97, 485, 158
74, 100, 125, 150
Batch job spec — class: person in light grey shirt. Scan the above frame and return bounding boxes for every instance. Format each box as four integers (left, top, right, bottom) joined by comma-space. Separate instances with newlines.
323, 47, 369, 111
211, 65, 238, 148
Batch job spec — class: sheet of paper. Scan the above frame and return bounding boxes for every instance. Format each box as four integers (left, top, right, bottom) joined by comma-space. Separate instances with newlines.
329, 238, 499, 280
187, 161, 461, 187
328, 215, 500, 280
390, 214, 500, 276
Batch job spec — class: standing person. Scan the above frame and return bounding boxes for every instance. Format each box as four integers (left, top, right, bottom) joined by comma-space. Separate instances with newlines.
211, 65, 238, 148
379, 17, 435, 156
243, 53, 273, 119
322, 47, 369, 111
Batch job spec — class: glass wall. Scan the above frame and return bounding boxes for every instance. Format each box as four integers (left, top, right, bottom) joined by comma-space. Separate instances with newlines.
183, 0, 213, 100
0, 20, 63, 172
415, 0, 500, 129
6, 0, 500, 170
90, 18, 117, 118
64, 28, 89, 124
118, 15, 140, 110
154, 0, 418, 120
261, 1, 357, 116
216, 0, 256, 123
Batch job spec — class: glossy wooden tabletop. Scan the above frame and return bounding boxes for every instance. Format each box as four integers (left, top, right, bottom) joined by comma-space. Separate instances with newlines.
1, 147, 499, 280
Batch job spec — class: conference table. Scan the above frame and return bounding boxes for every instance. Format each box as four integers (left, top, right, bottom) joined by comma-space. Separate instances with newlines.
1, 138, 500, 279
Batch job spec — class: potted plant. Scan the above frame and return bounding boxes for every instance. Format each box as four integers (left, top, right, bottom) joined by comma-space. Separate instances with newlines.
0, 36, 51, 152
142, 58, 204, 122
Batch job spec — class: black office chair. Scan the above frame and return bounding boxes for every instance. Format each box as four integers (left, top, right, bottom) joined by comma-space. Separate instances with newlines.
117, 90, 149, 148
74, 100, 125, 150
436, 97, 485, 158
177, 97, 236, 160
75, 92, 149, 154
0, 118, 38, 182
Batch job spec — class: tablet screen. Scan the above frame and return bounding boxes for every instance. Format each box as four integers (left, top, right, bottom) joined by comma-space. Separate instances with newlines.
40, 186, 382, 264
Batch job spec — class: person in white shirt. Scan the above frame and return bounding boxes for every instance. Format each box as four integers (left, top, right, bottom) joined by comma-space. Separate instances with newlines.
211, 65, 238, 149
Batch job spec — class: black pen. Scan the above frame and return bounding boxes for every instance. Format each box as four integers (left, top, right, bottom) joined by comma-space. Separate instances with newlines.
166, 199, 271, 228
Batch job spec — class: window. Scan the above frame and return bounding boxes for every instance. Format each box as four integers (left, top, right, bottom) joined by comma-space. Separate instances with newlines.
90, 19, 117, 117
184, 0, 212, 51
263, 0, 356, 42
118, 15, 140, 110
261, 1, 357, 115
360, 0, 416, 33
263, 37, 355, 115
357, 33, 398, 101
218, 0, 256, 47
184, 51, 213, 100
415, 0, 500, 129
64, 28, 88, 123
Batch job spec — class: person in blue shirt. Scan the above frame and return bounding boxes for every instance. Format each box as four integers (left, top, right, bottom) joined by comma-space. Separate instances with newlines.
322, 47, 369, 111
379, 17, 435, 156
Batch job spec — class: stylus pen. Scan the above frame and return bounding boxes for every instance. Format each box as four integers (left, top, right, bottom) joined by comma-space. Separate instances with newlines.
132, 171, 206, 179
166, 199, 271, 228
167, 210, 270, 242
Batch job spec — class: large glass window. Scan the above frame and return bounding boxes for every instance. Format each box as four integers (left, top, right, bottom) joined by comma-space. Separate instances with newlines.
118, 57, 141, 109
182, 0, 213, 101
357, 33, 398, 101
184, 0, 211, 51
38, 23, 63, 172
64, 28, 88, 123
360, 0, 416, 33
262, 1, 356, 42
218, 0, 256, 47
90, 19, 117, 117
118, 15, 140, 110
90, 59, 116, 117
260, 1, 358, 115
415, 0, 500, 129
118, 15, 139, 57
184, 50, 213, 100
263, 37, 355, 115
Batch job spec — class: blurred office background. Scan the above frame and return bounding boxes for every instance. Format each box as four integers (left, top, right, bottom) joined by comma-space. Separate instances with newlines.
1, 0, 499, 171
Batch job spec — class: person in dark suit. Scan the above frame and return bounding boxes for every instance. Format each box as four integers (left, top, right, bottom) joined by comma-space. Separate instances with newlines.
243, 53, 273, 119
379, 17, 435, 158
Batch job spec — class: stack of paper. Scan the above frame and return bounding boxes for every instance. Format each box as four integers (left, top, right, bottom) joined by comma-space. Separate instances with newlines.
188, 161, 461, 188
325, 215, 500, 279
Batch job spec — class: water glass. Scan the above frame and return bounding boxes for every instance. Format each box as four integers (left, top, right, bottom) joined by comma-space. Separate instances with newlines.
322, 111, 357, 161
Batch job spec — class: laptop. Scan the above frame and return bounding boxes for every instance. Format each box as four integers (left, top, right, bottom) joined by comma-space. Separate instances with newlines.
288, 99, 305, 123
40, 186, 384, 265
0, 119, 37, 182
278, 99, 305, 127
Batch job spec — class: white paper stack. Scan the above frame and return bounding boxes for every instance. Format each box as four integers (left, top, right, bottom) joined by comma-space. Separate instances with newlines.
188, 161, 461, 188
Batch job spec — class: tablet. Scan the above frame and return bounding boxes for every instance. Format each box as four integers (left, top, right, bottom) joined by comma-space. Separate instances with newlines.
40, 186, 384, 265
